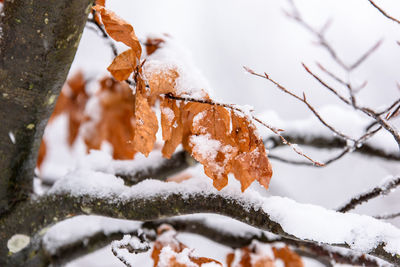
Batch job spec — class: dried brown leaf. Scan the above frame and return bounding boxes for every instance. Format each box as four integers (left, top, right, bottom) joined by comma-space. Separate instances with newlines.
273, 246, 304, 267
160, 97, 183, 158
107, 49, 138, 81
37, 139, 47, 170
145, 37, 165, 56
151, 225, 222, 267
92, 5, 141, 53
83, 77, 137, 159
231, 112, 273, 191
51, 71, 88, 146
184, 103, 238, 190
133, 76, 158, 156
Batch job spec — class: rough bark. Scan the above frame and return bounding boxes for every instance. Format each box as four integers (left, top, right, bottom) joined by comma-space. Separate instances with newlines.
1, 192, 399, 266
0, 0, 94, 215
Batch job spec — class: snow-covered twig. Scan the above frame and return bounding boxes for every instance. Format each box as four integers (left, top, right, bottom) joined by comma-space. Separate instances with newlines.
337, 176, 400, 213
111, 234, 151, 267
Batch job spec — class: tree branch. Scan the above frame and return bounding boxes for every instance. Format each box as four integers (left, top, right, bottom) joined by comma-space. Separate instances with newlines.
0, 0, 95, 215
337, 176, 400, 213
2, 175, 400, 265
367, 0, 400, 25
143, 218, 382, 266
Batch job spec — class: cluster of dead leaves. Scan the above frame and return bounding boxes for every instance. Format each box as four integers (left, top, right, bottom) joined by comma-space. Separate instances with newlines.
151, 225, 303, 267
227, 243, 304, 267
91, 4, 273, 191
152, 225, 222, 267
39, 4, 273, 192
37, 71, 89, 169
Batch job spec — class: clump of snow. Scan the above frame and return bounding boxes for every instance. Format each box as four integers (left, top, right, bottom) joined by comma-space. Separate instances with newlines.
144, 33, 212, 99
43, 215, 142, 255
190, 134, 221, 161
48, 168, 400, 257
111, 234, 150, 253
161, 106, 175, 123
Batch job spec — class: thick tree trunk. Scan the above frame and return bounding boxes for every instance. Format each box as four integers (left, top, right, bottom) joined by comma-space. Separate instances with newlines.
0, 0, 94, 215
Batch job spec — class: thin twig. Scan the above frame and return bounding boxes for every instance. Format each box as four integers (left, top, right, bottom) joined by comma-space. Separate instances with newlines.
87, 16, 118, 57
244, 66, 355, 142
337, 176, 400, 213
367, 0, 400, 25
349, 39, 383, 70
165, 93, 324, 166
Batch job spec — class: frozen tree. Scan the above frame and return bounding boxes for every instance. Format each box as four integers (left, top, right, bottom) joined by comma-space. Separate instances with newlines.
0, 0, 400, 266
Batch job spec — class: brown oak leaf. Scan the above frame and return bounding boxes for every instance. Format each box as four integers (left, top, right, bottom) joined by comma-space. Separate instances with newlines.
152, 225, 222, 267
107, 49, 138, 81
160, 97, 183, 158
231, 111, 273, 191
51, 71, 88, 146
273, 246, 304, 267
133, 76, 158, 156
83, 77, 137, 160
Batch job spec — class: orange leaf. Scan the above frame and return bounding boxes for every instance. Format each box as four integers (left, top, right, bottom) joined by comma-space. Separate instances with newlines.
160, 97, 183, 158
92, 5, 141, 53
133, 76, 158, 156
83, 77, 137, 160
96, 0, 105, 6
107, 49, 138, 81
152, 225, 222, 267
273, 246, 304, 267
184, 103, 238, 190
50, 71, 89, 146
145, 67, 179, 96
145, 37, 165, 56
36, 139, 47, 170
231, 112, 273, 191
227, 247, 275, 267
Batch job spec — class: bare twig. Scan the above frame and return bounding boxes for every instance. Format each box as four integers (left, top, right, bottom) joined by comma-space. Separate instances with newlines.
87, 15, 118, 57
164, 93, 324, 166
337, 176, 400, 213
244, 66, 355, 142
367, 0, 400, 25
349, 39, 383, 70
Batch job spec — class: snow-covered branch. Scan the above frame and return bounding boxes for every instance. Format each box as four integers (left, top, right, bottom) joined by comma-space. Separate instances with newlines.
143, 215, 383, 266
337, 176, 400, 212
2, 171, 400, 265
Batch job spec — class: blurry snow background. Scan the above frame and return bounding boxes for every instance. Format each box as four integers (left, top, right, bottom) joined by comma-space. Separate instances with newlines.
38, 0, 400, 266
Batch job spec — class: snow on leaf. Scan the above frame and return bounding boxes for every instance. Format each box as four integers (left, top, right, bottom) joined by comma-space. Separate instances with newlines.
161, 97, 183, 158
184, 103, 238, 190
133, 76, 158, 157
152, 225, 222, 267
107, 49, 138, 81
